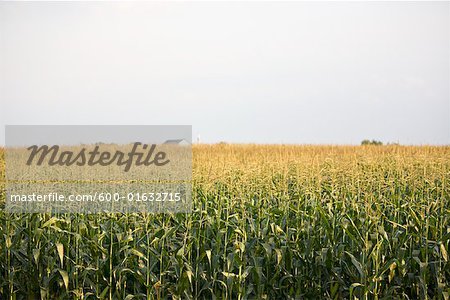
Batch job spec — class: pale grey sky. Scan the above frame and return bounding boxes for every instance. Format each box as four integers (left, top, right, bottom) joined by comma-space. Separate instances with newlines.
0, 1, 449, 145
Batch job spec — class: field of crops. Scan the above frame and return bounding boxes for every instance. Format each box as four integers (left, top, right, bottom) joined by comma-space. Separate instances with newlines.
0, 145, 449, 299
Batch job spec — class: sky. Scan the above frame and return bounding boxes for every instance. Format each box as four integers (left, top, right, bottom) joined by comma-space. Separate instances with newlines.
0, 1, 449, 145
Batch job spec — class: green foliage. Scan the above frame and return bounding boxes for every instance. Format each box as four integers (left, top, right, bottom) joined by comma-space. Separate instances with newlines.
361, 139, 383, 146
0, 146, 449, 299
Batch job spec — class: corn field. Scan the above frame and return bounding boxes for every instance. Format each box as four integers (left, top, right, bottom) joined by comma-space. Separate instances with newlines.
0, 145, 449, 299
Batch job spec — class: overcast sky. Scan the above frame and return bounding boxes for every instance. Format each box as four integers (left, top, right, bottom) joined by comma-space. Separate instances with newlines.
0, 1, 449, 145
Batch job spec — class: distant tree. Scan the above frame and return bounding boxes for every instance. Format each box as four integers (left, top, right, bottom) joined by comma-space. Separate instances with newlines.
361, 139, 383, 146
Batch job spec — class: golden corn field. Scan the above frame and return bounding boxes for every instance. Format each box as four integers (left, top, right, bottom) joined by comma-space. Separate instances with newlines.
0, 145, 449, 299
